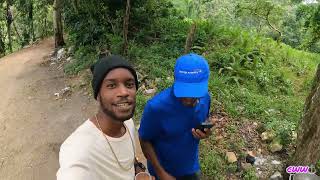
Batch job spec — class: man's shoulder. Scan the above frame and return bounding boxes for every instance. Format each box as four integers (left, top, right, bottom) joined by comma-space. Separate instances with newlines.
59, 120, 98, 160
203, 92, 211, 102
148, 87, 174, 108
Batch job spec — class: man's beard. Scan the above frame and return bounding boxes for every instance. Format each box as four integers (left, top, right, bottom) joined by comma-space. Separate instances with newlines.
99, 97, 135, 122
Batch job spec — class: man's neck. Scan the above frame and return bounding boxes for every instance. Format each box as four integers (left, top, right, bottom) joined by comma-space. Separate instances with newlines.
91, 112, 126, 138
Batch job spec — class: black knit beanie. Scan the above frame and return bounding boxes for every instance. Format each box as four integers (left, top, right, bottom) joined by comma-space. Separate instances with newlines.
90, 55, 139, 100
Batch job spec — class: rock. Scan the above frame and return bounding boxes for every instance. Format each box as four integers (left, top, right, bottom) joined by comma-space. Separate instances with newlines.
254, 157, 267, 166
54, 87, 71, 99
261, 131, 275, 141
236, 106, 245, 112
79, 81, 87, 88
226, 152, 237, 163
62, 86, 71, 92
260, 132, 268, 140
54, 93, 60, 100
221, 112, 228, 116
49, 50, 55, 57
28, 96, 32, 100
257, 170, 263, 176
66, 57, 72, 62
271, 160, 281, 165
57, 48, 66, 61
83, 92, 89, 96
145, 89, 156, 95
99, 49, 111, 57
257, 148, 262, 155
270, 171, 282, 180
246, 154, 256, 165
215, 135, 223, 141
61, 87, 71, 96
247, 151, 256, 157
50, 57, 57, 62
267, 109, 277, 113
136, 123, 140, 130
292, 173, 320, 180
269, 141, 283, 153
292, 131, 297, 140
166, 77, 173, 81
241, 162, 252, 171
68, 46, 75, 54
155, 78, 161, 83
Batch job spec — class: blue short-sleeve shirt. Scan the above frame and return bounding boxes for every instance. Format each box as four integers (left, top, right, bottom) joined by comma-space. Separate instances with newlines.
138, 87, 211, 177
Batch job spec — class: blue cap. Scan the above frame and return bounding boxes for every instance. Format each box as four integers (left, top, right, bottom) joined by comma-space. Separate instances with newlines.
173, 53, 210, 98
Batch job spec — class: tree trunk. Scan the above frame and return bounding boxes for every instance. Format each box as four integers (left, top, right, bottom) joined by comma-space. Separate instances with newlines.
284, 64, 320, 178
6, 1, 13, 53
29, 1, 35, 42
295, 64, 320, 162
13, 21, 22, 43
184, 21, 197, 54
265, 11, 282, 43
0, 27, 5, 56
122, 0, 131, 55
44, 18, 47, 37
72, 0, 79, 13
53, 0, 65, 48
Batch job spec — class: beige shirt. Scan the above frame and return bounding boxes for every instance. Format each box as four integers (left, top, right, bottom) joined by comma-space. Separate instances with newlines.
57, 119, 136, 180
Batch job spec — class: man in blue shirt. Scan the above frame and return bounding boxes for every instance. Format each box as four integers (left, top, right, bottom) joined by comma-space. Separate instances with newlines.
138, 53, 212, 180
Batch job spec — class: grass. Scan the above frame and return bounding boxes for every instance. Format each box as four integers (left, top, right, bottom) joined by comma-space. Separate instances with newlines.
65, 19, 320, 178
199, 142, 227, 179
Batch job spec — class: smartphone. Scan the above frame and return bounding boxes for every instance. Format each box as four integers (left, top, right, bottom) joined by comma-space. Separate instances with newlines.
195, 122, 213, 132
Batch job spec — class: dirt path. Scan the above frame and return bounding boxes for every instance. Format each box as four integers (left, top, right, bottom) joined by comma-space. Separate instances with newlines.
0, 38, 144, 180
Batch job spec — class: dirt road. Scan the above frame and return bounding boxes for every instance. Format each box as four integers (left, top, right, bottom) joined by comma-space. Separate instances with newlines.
0, 38, 144, 180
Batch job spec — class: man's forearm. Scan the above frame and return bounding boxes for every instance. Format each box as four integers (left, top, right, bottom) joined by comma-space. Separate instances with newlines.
139, 138, 165, 176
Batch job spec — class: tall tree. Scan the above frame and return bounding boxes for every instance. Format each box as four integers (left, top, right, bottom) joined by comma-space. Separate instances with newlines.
123, 0, 131, 55
184, 22, 196, 54
6, 0, 13, 52
305, 4, 320, 51
183, 0, 200, 54
0, 27, 5, 56
28, 0, 35, 42
236, 0, 285, 42
53, 0, 65, 48
285, 64, 320, 179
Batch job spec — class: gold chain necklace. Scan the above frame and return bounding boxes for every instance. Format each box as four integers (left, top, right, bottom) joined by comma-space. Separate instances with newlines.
95, 115, 135, 171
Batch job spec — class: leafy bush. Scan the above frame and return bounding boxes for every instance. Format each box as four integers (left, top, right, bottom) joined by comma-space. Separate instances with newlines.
60, 2, 320, 178
64, 46, 97, 75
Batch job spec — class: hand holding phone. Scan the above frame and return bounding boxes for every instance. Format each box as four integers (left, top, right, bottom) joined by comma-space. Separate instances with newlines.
195, 122, 213, 132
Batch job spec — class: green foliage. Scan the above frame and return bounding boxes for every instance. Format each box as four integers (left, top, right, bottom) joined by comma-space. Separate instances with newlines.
134, 92, 150, 123
308, 4, 320, 51
1, 0, 319, 178
242, 167, 259, 180
127, 42, 177, 91
64, 46, 97, 75
316, 159, 320, 175
0, 0, 53, 53
199, 144, 226, 179
63, 0, 115, 49
60, 2, 320, 177
63, 0, 174, 55
235, 0, 286, 37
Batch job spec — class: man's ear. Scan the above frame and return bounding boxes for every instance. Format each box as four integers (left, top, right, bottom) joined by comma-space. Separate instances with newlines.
90, 64, 95, 74
97, 93, 101, 101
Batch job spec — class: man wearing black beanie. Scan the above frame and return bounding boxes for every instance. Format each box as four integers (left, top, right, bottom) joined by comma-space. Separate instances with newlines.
57, 55, 148, 180
91, 55, 139, 100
